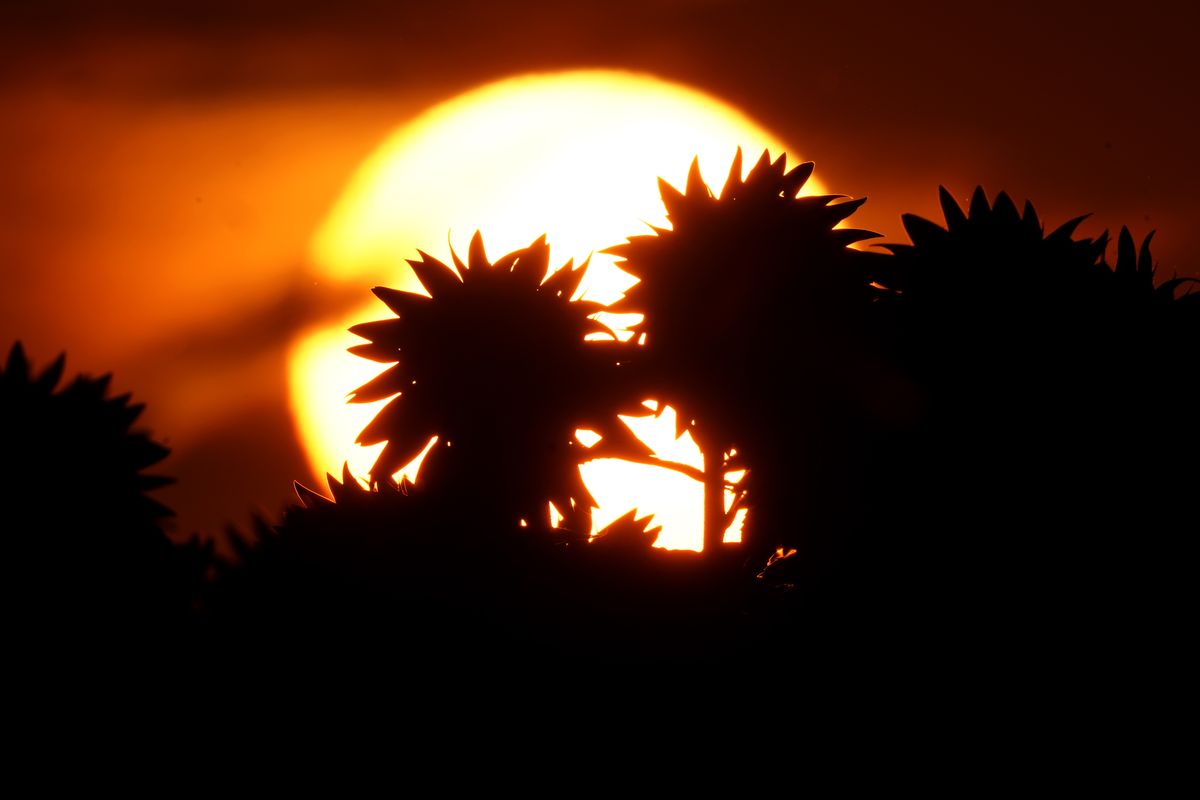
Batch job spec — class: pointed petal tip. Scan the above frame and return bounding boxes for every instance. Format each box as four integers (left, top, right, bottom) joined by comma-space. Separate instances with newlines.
937, 185, 968, 228
685, 157, 708, 197
293, 480, 328, 508
722, 148, 745, 195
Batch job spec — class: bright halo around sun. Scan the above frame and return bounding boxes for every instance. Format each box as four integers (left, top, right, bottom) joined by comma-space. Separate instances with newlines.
289, 69, 822, 550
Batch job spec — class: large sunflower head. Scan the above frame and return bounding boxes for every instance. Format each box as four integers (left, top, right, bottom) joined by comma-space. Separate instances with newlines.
605, 148, 881, 444
347, 233, 648, 532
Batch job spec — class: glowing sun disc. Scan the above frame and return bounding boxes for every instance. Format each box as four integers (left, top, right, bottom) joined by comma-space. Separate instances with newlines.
289, 69, 821, 549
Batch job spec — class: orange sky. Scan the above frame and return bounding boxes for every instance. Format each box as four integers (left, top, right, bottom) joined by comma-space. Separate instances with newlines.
2, 0, 1195, 541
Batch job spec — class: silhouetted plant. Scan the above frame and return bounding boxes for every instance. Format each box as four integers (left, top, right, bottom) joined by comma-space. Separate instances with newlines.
588, 508, 662, 552
880, 187, 1114, 373
210, 466, 734, 665
607, 149, 884, 559
207, 467, 476, 650
1105, 226, 1198, 306
210, 165, 1195, 664
0, 342, 207, 640
1, 342, 172, 521
880, 185, 1196, 415
348, 232, 650, 537
873, 188, 1199, 628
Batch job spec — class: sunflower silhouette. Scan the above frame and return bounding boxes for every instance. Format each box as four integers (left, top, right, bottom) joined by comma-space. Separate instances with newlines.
873, 188, 1200, 625
606, 149, 883, 556
348, 233, 649, 536
0, 342, 204, 639
0, 342, 172, 526
880, 187, 1113, 372
877, 187, 1198, 401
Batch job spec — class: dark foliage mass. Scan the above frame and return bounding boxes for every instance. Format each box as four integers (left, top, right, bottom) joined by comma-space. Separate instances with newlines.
207, 467, 760, 666
6, 150, 1196, 672
860, 189, 1199, 648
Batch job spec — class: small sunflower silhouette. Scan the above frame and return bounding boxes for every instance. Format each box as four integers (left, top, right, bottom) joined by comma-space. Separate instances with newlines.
0, 342, 172, 531
0, 342, 202, 637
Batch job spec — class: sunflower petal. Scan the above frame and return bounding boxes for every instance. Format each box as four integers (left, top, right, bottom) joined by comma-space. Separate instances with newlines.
902, 213, 947, 248
658, 176, 686, 215
1021, 200, 1043, 237
721, 147, 744, 197
1138, 230, 1156, 279
748, 149, 773, 184
371, 431, 436, 483
992, 191, 1021, 224
514, 234, 550, 285
938, 186, 968, 230
826, 196, 867, 224
968, 186, 991, 219
349, 319, 403, 348
113, 397, 145, 429
467, 231, 490, 272
783, 161, 815, 197
448, 240, 468, 275
372, 286, 430, 317
685, 156, 709, 198
542, 261, 586, 300
138, 497, 174, 519
138, 474, 175, 491
1115, 226, 1137, 278
833, 228, 883, 246
1047, 213, 1092, 241
294, 480, 331, 508
131, 440, 171, 469
348, 343, 398, 364
5, 342, 29, 382
350, 364, 406, 403
35, 352, 66, 392
408, 251, 461, 296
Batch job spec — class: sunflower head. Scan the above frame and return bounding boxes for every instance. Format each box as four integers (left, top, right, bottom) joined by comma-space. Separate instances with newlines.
609, 147, 879, 336
347, 233, 648, 531
880, 187, 1200, 371
0, 342, 207, 635
881, 186, 1111, 309
1104, 225, 1199, 309
605, 148, 881, 445
0, 341, 172, 531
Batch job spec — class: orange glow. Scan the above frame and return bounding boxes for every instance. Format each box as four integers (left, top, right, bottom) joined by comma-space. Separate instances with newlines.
288, 70, 820, 549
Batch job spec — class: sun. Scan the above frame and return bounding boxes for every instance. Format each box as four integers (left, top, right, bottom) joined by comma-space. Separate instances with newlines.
288, 69, 821, 549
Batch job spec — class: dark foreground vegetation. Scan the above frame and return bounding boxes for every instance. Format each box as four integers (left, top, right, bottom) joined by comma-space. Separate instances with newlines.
3, 152, 1195, 680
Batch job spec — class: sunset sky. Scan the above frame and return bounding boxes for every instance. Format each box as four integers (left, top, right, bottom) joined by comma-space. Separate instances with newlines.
2, 0, 1195, 541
